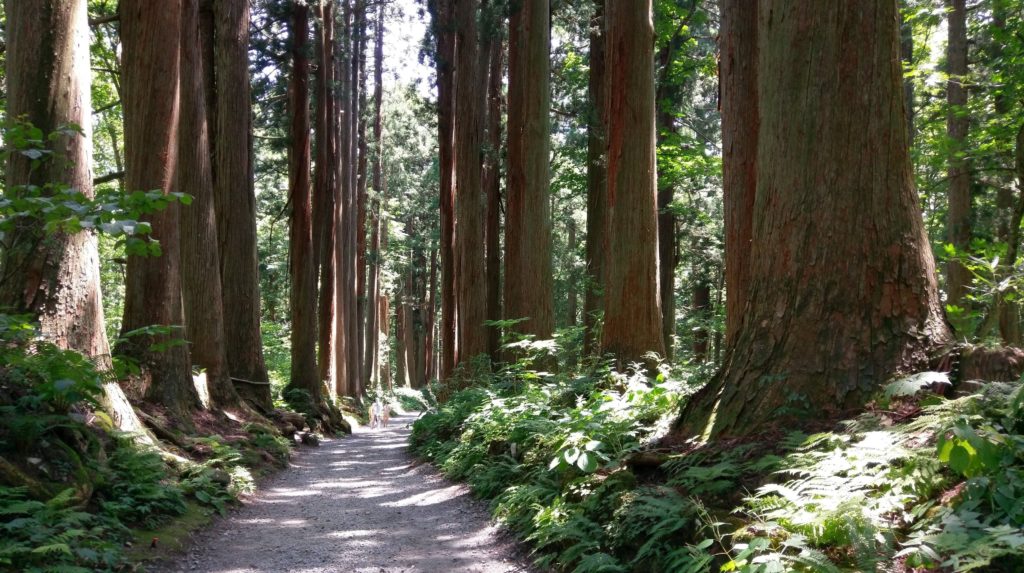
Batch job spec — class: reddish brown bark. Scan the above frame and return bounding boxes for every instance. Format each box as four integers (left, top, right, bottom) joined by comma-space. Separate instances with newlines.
505, 0, 554, 343
453, 0, 489, 368
363, 3, 384, 388
285, 2, 321, 403
425, 248, 439, 382
178, 0, 241, 410
213, 0, 272, 410
599, 0, 665, 365
314, 0, 338, 395
676, 0, 951, 438
335, 0, 355, 398
720, 0, 757, 349
118, 0, 199, 420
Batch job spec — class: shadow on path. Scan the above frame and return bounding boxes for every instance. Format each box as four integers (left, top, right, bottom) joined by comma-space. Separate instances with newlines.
151, 414, 535, 573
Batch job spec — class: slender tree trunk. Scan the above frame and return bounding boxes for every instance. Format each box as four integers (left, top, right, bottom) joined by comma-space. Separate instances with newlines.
945, 0, 971, 310
1, 0, 148, 434
395, 286, 409, 387
583, 0, 607, 357
430, 0, 459, 379
692, 277, 710, 362
720, 0, 757, 350
335, 0, 354, 398
567, 219, 578, 327
118, 0, 199, 421
453, 0, 489, 368
179, 0, 241, 410
355, 0, 369, 394
214, 0, 272, 410
505, 0, 554, 343
314, 0, 338, 396
676, 0, 951, 439
656, 37, 682, 361
364, 3, 385, 388
285, 1, 321, 405
599, 0, 664, 365
425, 248, 439, 381
379, 294, 392, 390
484, 37, 504, 363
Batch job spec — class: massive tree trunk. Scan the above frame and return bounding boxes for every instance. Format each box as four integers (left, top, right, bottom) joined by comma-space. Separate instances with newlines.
945, 0, 971, 311
178, 0, 242, 410
676, 0, 952, 439
314, 0, 338, 395
1, 0, 148, 434
118, 0, 200, 421
720, 0, 757, 350
213, 0, 272, 410
505, 0, 554, 342
285, 1, 322, 404
484, 37, 504, 363
453, 0, 489, 368
583, 0, 607, 357
430, 0, 458, 379
599, 0, 665, 365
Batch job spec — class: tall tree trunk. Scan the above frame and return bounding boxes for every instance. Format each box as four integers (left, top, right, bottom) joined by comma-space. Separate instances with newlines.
656, 38, 682, 361
179, 0, 241, 410
599, 0, 664, 365
285, 1, 322, 405
395, 286, 409, 387
900, 4, 915, 145
567, 219, 578, 327
314, 0, 338, 396
2, 0, 148, 434
505, 0, 554, 343
214, 0, 272, 410
430, 0, 458, 379
425, 248, 439, 382
583, 0, 606, 357
335, 0, 354, 398
118, 0, 199, 421
355, 0, 369, 394
945, 0, 971, 310
484, 36, 504, 363
676, 0, 951, 439
720, 0, 757, 350
379, 294, 392, 391
692, 277, 710, 362
453, 0, 489, 368
364, 3, 385, 388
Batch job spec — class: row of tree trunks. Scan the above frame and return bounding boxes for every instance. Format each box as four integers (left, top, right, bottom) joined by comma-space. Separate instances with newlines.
179, 0, 243, 411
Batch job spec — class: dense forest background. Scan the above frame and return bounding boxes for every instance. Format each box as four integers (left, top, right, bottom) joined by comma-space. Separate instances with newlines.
2, 0, 1024, 571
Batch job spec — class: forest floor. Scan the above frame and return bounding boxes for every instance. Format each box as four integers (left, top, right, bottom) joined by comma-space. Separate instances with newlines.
148, 414, 535, 573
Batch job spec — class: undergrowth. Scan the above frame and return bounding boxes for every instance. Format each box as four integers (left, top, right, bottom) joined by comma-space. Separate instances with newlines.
412, 346, 1024, 573
0, 314, 293, 572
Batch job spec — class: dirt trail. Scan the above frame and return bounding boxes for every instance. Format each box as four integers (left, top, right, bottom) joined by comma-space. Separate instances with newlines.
152, 414, 534, 573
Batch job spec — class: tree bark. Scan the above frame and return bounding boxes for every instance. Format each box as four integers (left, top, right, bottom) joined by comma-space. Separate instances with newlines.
335, 0, 355, 398
364, 2, 385, 388
720, 0, 757, 350
355, 0, 369, 395
453, 0, 489, 368
676, 0, 952, 439
213, 0, 272, 410
583, 0, 606, 357
567, 219, 578, 327
118, 0, 199, 421
1, 0, 149, 434
430, 0, 458, 379
505, 0, 554, 343
314, 0, 338, 396
425, 248, 439, 382
656, 37, 682, 361
178, 0, 241, 410
599, 0, 665, 365
945, 0, 971, 310
285, 1, 321, 404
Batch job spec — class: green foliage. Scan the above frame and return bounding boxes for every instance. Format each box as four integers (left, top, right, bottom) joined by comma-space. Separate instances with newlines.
97, 444, 187, 529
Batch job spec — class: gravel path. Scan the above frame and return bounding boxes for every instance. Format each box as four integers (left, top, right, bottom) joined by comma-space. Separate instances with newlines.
151, 414, 535, 573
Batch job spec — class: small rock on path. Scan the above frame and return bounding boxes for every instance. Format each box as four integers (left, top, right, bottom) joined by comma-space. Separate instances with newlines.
150, 414, 535, 573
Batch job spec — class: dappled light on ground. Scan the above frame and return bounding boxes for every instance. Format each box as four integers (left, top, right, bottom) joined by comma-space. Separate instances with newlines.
150, 415, 530, 573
